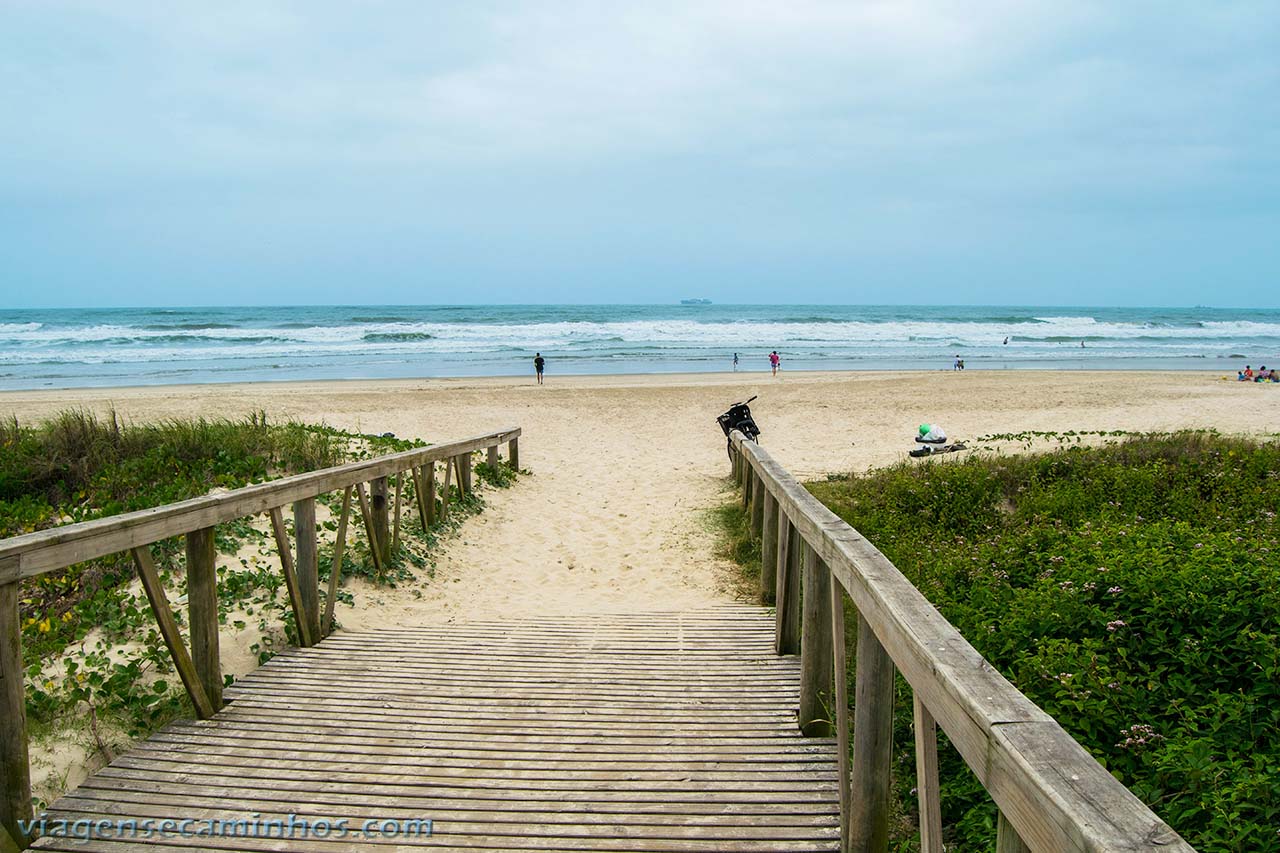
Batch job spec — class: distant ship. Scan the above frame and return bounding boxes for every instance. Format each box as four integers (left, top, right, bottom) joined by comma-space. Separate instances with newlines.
680, 298, 712, 305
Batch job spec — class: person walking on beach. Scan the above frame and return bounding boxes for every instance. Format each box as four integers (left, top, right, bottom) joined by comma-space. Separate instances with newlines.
533, 352, 545, 385
769, 351, 781, 376
733, 352, 739, 372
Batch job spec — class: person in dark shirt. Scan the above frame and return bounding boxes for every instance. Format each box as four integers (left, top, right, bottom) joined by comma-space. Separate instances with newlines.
533, 353, 545, 384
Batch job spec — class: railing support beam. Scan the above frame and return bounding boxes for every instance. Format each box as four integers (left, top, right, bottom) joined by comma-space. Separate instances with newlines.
776, 512, 801, 655
370, 477, 391, 565
759, 488, 778, 605
294, 498, 321, 646
185, 527, 223, 710
0, 582, 32, 850
798, 544, 833, 737
849, 612, 895, 853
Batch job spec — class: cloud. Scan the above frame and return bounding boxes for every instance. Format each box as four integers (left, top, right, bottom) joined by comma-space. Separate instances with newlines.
1, 1, 1277, 305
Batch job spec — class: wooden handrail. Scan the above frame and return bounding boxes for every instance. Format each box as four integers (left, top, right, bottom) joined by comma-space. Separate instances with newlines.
0, 427, 520, 585
0, 426, 521, 849
729, 430, 1193, 853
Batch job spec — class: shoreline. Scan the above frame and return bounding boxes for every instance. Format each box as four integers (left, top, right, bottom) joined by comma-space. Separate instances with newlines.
0, 366, 1251, 404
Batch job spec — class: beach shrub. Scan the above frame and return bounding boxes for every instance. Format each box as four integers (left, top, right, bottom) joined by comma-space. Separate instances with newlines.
794, 433, 1280, 852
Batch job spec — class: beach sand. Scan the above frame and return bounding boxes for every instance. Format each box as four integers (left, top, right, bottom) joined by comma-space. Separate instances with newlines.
4, 369, 1271, 624
4, 369, 1272, 800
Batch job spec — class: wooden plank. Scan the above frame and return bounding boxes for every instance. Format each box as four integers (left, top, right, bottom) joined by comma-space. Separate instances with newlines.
776, 512, 801, 656
459, 452, 473, 496
184, 527, 223, 710
423, 462, 436, 526
354, 483, 385, 578
829, 581, 851, 853
996, 811, 1031, 853
760, 490, 778, 605
294, 498, 320, 647
440, 457, 454, 519
750, 472, 765, 539
322, 486, 352, 636
488, 444, 499, 470
409, 466, 429, 531
0, 427, 521, 584
392, 475, 402, 554
847, 613, 894, 853
798, 543, 833, 737
0, 582, 32, 850
268, 506, 312, 648
370, 476, 390, 565
508, 435, 519, 470
130, 547, 216, 720
913, 696, 943, 853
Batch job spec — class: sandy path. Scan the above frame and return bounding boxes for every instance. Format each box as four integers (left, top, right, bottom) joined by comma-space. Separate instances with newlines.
3, 369, 1272, 627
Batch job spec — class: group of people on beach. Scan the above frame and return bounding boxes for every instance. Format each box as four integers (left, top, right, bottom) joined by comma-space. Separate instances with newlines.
1238, 365, 1279, 383
529, 348, 788, 381
732, 352, 782, 375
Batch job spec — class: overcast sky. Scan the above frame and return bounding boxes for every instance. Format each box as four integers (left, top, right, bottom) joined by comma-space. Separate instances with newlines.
2, 1, 1277, 308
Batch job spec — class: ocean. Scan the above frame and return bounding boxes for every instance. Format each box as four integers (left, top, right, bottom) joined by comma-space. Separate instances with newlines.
1, 304, 1277, 390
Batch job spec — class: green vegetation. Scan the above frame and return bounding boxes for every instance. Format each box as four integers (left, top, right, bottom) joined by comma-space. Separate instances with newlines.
5, 409, 519, 805
724, 433, 1280, 852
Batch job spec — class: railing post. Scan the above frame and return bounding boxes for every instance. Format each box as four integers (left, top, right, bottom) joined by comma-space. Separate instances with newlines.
487, 444, 499, 470
294, 498, 321, 646
830, 580, 852, 853
185, 527, 223, 709
849, 612, 895, 853
776, 511, 801, 655
423, 462, 436, 526
913, 695, 944, 853
759, 488, 778, 604
508, 436, 520, 470
798, 543, 833, 737
370, 476, 390, 564
1, 582, 32, 850
996, 812, 1031, 853
749, 471, 764, 539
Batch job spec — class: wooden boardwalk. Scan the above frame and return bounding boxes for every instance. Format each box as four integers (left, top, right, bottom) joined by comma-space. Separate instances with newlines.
32, 606, 840, 852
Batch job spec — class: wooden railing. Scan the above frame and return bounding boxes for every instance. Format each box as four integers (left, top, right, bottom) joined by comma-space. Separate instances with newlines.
0, 427, 520, 850
729, 430, 1193, 853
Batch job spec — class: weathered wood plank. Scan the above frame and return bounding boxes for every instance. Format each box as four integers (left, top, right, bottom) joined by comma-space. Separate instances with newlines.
776, 512, 801, 656
829, 581, 851, 853
293, 498, 320, 646
996, 811, 1032, 853
409, 466, 429, 531
184, 527, 222, 711
848, 612, 894, 853
760, 489, 778, 605
798, 544, 833, 738
508, 435, 519, 470
354, 483, 384, 578
0, 582, 32, 850
130, 547, 216, 720
268, 507, 312, 648
422, 462, 436, 526
369, 476, 390, 565
913, 696, 943, 853
322, 486, 352, 636
392, 475, 402, 554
